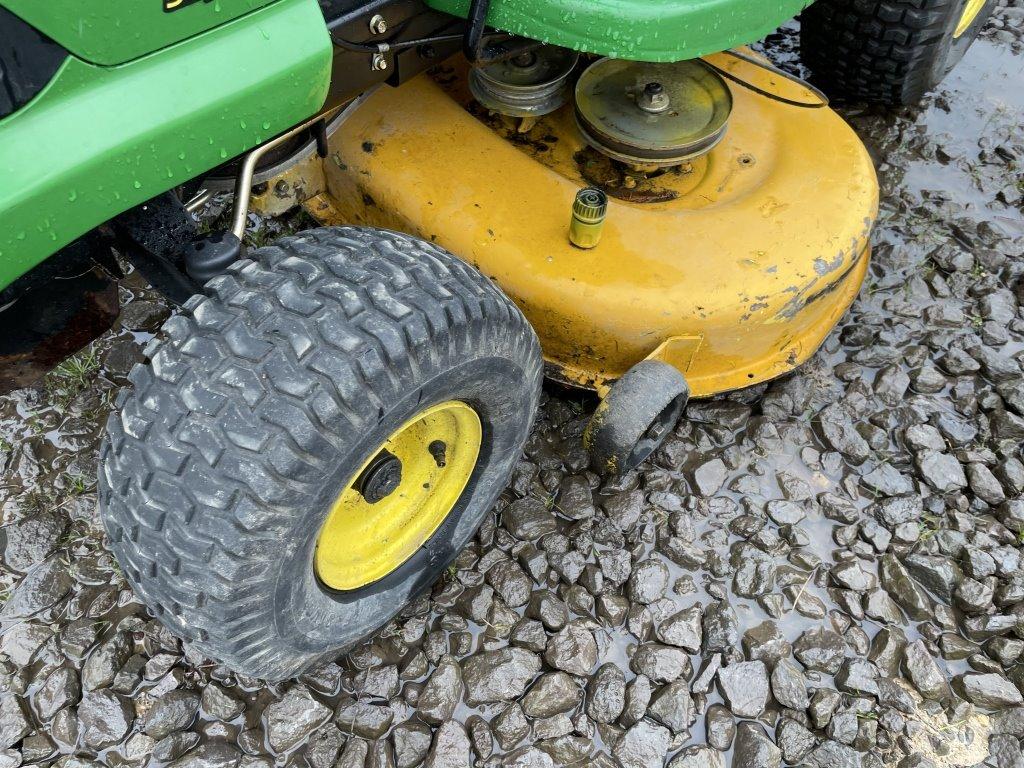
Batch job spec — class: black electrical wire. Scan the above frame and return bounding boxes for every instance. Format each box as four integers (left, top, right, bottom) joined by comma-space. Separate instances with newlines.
331, 0, 540, 67
331, 26, 537, 67
464, 0, 491, 62
329, 30, 467, 55
705, 49, 830, 109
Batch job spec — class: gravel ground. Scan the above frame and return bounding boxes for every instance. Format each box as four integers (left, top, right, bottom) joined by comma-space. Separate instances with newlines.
2, 7, 1024, 768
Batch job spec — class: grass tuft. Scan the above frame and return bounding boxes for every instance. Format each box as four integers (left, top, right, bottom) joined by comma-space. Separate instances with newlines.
45, 346, 101, 411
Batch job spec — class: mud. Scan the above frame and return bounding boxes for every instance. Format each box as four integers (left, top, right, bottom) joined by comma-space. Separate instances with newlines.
2, 6, 1024, 768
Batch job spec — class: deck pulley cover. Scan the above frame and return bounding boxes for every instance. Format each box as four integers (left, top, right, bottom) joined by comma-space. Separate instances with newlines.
575, 58, 733, 167
470, 46, 579, 117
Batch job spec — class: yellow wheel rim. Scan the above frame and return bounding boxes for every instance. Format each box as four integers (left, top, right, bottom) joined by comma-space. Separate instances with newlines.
954, 0, 985, 37
314, 400, 482, 591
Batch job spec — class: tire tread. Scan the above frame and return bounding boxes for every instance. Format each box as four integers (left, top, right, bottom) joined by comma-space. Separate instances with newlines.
801, 0, 983, 104
100, 227, 541, 679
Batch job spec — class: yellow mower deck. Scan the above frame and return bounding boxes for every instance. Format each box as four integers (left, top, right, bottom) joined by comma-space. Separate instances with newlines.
292, 53, 878, 397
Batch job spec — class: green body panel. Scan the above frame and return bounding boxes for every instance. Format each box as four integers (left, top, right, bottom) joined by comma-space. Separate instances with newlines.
427, 0, 812, 62
0, 0, 280, 66
0, 0, 331, 289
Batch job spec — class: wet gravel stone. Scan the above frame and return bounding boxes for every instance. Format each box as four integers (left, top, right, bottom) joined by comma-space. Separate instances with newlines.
0, 694, 30, 749
423, 719, 470, 768
704, 704, 734, 751
78, 690, 134, 749
82, 633, 131, 692
775, 718, 815, 764
716, 661, 769, 718
793, 627, 846, 674
335, 738, 368, 768
0, 556, 74, 619
462, 648, 541, 705
835, 657, 880, 697
693, 459, 728, 497
701, 601, 739, 655
649, 680, 695, 734
141, 690, 200, 740
902, 640, 952, 702
0, 512, 67, 572
770, 657, 809, 709
585, 663, 625, 723
741, 620, 791, 666
731, 722, 781, 768
492, 703, 529, 751
416, 656, 463, 725
499, 499, 557, 540
631, 643, 690, 684
667, 746, 725, 768
200, 684, 244, 722
116, 299, 170, 333
613, 720, 672, 768
167, 742, 240, 768
304, 724, 344, 768
521, 671, 581, 718
622, 673, 653, 728
879, 554, 933, 620
263, 685, 330, 752
656, 604, 703, 652
954, 671, 1024, 709
918, 449, 970, 492
542, 622, 597, 676
627, 559, 670, 604
392, 721, 432, 768
818, 404, 871, 462
34, 667, 80, 722
333, 699, 393, 740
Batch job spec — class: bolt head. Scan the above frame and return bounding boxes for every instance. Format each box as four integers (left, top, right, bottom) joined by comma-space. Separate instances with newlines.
636, 81, 671, 114
369, 14, 388, 34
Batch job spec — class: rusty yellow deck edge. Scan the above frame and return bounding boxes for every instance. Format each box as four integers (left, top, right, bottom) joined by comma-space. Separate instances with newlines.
544, 245, 871, 398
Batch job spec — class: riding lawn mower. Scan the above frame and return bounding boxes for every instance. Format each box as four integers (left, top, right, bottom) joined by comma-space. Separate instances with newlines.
0, 0, 995, 679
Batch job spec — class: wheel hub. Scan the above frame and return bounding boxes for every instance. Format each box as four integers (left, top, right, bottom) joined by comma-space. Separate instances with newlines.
314, 401, 482, 591
357, 448, 403, 503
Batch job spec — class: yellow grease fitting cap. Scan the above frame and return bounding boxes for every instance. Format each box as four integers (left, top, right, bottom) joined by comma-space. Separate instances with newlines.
569, 187, 608, 249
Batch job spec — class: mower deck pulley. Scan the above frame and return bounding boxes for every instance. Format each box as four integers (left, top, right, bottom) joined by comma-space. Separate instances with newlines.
575, 58, 733, 167
469, 46, 579, 117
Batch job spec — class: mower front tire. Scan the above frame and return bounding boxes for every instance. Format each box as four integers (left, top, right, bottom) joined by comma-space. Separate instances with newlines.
585, 361, 689, 477
801, 0, 996, 105
99, 227, 542, 680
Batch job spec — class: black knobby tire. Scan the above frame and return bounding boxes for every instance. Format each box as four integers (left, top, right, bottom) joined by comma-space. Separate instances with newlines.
99, 227, 542, 680
801, 0, 996, 105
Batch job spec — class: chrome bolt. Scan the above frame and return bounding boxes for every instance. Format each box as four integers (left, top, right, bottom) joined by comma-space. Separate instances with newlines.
637, 82, 671, 114
371, 53, 388, 71
368, 14, 388, 35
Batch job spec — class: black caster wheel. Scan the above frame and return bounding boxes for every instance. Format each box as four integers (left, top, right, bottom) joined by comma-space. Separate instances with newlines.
584, 360, 689, 476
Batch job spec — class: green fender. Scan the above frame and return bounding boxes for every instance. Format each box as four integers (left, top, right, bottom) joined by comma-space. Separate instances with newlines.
427, 0, 812, 62
0, 0, 331, 289
0, 0, 281, 66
